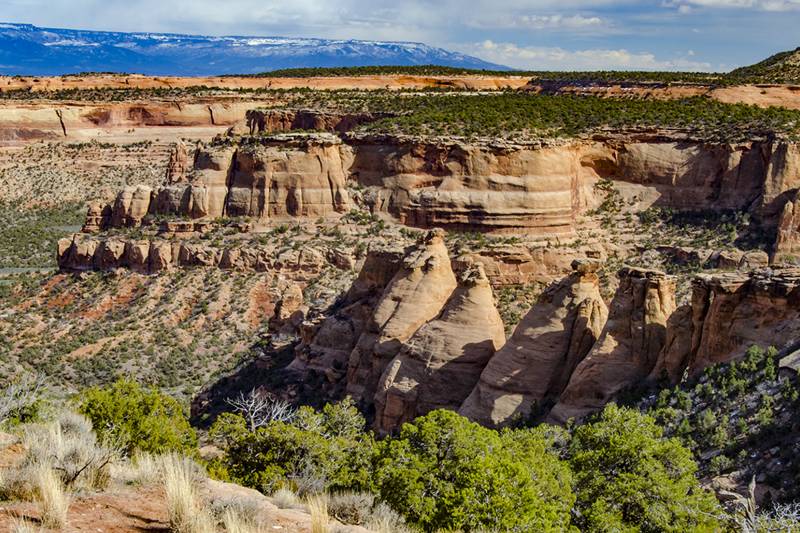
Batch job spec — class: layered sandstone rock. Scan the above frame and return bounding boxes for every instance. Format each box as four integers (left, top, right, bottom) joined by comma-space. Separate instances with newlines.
99, 135, 352, 227
774, 191, 800, 263
373, 263, 506, 432
246, 109, 385, 135
351, 139, 580, 234
549, 267, 676, 424
648, 305, 694, 384
291, 245, 408, 383
686, 268, 800, 374
226, 141, 350, 218
82, 202, 111, 233
166, 141, 191, 183
84, 129, 800, 247
345, 230, 458, 403
57, 235, 327, 277
110, 185, 153, 227
458, 259, 607, 427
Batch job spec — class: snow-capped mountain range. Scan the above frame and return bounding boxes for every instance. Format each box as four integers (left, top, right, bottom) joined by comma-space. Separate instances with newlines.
0, 23, 506, 76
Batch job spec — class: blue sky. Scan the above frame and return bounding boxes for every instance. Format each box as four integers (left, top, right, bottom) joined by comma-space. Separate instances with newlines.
2, 0, 799, 71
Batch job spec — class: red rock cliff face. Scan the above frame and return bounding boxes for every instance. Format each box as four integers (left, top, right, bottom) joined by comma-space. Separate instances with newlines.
373, 263, 506, 433
345, 230, 458, 404
686, 268, 800, 375
349, 139, 581, 235
289, 245, 407, 386
458, 259, 607, 427
548, 267, 676, 424
83, 133, 800, 245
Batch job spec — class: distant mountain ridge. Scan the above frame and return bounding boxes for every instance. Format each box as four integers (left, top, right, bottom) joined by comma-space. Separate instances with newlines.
0, 22, 506, 76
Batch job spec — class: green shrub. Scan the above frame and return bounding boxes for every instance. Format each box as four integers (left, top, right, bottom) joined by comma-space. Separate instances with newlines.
373, 410, 574, 532
77, 379, 197, 454
569, 404, 720, 532
211, 398, 374, 496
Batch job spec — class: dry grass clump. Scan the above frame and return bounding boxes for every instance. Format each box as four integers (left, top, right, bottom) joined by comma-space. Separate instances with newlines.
327, 491, 408, 532
271, 487, 305, 510
112, 452, 163, 486
1, 412, 118, 500
10, 517, 41, 533
161, 453, 215, 533
219, 501, 267, 533
307, 494, 329, 533
34, 463, 70, 529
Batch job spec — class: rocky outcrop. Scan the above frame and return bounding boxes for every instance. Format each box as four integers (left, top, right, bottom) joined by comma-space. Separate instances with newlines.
345, 230, 458, 404
82, 127, 800, 248
458, 259, 607, 427
57, 235, 327, 279
166, 141, 191, 183
773, 191, 800, 263
110, 185, 153, 227
373, 263, 506, 432
81, 202, 112, 233
685, 268, 800, 375
548, 267, 676, 424
351, 139, 581, 234
96, 134, 352, 228
291, 245, 408, 384
246, 109, 387, 135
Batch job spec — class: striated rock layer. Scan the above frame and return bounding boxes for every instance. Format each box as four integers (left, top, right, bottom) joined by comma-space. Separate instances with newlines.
687, 268, 800, 375
458, 258, 607, 427
548, 267, 676, 424
82, 131, 800, 242
374, 263, 506, 433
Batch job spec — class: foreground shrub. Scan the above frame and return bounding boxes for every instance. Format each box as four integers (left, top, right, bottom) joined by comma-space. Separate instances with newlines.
569, 404, 721, 532
35, 463, 69, 529
162, 454, 214, 533
328, 491, 408, 532
211, 398, 374, 496
78, 379, 197, 454
2, 412, 118, 499
373, 410, 574, 532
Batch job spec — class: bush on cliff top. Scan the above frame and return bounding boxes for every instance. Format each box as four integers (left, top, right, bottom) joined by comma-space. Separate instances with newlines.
78, 379, 197, 455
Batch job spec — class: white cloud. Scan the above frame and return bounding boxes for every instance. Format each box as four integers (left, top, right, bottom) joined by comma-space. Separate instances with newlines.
468, 40, 713, 71
470, 14, 607, 30
665, 0, 800, 11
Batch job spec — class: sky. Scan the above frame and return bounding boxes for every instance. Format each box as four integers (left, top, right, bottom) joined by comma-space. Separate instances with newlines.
2, 0, 799, 71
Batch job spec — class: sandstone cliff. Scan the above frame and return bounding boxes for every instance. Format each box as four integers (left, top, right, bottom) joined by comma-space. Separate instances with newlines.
290, 245, 407, 385
458, 259, 607, 427
88, 134, 352, 230
548, 267, 676, 424
345, 230, 458, 404
687, 268, 800, 374
83, 132, 800, 248
373, 262, 506, 432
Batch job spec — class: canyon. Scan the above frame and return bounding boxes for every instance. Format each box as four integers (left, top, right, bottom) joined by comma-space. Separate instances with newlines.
44, 101, 800, 431
3, 73, 800, 435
